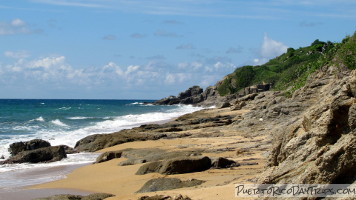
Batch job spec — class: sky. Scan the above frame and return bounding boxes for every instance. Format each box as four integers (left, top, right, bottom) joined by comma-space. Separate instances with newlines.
0, 0, 355, 99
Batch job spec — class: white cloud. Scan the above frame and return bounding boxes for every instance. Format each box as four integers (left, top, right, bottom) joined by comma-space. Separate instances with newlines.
253, 34, 288, 65
261, 34, 288, 58
11, 19, 26, 27
4, 51, 30, 59
28, 56, 66, 69
0, 18, 36, 35
0, 53, 238, 98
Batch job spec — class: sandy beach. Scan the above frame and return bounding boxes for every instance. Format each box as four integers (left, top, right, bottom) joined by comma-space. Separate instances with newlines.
29, 108, 271, 200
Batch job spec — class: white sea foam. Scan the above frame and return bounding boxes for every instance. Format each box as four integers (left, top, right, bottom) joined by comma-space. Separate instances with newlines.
131, 102, 144, 105
0, 104, 203, 179
51, 119, 69, 127
67, 116, 92, 120
29, 116, 45, 122
58, 107, 71, 110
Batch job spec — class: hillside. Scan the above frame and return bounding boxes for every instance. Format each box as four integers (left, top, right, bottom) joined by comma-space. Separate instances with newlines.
216, 32, 355, 97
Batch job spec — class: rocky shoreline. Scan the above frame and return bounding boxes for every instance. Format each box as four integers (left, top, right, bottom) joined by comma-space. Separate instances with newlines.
1, 65, 355, 199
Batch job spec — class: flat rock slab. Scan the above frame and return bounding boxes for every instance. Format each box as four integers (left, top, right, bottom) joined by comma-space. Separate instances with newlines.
137, 178, 204, 193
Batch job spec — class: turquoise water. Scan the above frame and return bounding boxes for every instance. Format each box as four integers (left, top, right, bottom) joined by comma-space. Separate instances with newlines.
0, 99, 202, 162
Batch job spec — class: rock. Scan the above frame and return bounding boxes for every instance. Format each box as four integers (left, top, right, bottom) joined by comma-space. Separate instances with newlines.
95, 151, 122, 163
138, 195, 191, 200
136, 161, 163, 175
231, 101, 246, 111
1, 146, 66, 164
159, 156, 211, 175
9, 139, 51, 156
0, 155, 4, 159
136, 156, 212, 175
59, 145, 78, 154
211, 157, 239, 168
153, 86, 204, 105
137, 178, 204, 193
259, 70, 356, 185
117, 148, 202, 166
219, 102, 231, 108
75, 132, 167, 152
34, 193, 114, 200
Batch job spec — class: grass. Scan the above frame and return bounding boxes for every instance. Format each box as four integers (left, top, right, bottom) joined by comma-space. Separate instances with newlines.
217, 33, 355, 96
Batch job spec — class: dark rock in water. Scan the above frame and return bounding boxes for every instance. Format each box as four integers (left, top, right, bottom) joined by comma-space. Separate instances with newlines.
0, 155, 4, 159
211, 157, 239, 169
95, 151, 122, 163
137, 177, 204, 193
136, 156, 211, 175
59, 145, 78, 154
138, 194, 192, 200
34, 193, 113, 200
1, 146, 66, 164
9, 139, 51, 156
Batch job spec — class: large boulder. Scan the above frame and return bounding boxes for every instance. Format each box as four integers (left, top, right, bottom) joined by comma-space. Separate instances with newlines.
9, 139, 51, 156
1, 146, 67, 164
137, 178, 204, 193
159, 156, 211, 175
136, 156, 212, 175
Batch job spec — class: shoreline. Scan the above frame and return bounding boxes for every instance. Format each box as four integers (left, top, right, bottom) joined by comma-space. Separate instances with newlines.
28, 107, 271, 200
0, 105, 206, 200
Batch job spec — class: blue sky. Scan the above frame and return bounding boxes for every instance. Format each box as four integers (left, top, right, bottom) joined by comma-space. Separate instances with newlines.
0, 0, 355, 99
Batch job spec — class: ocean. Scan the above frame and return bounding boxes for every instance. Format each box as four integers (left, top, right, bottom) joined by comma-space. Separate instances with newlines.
0, 99, 202, 189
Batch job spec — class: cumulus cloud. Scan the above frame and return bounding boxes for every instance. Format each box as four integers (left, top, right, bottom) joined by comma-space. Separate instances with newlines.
253, 34, 288, 65
0, 53, 238, 98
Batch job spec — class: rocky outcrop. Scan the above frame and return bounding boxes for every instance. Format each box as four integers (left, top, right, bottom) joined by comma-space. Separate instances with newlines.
75, 132, 167, 152
9, 139, 51, 156
153, 86, 204, 105
34, 193, 114, 200
75, 110, 236, 153
137, 178, 204, 193
237, 83, 271, 97
1, 146, 66, 164
136, 156, 212, 175
258, 69, 356, 184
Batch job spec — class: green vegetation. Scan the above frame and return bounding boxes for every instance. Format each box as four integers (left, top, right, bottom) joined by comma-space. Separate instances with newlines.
217, 33, 355, 96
